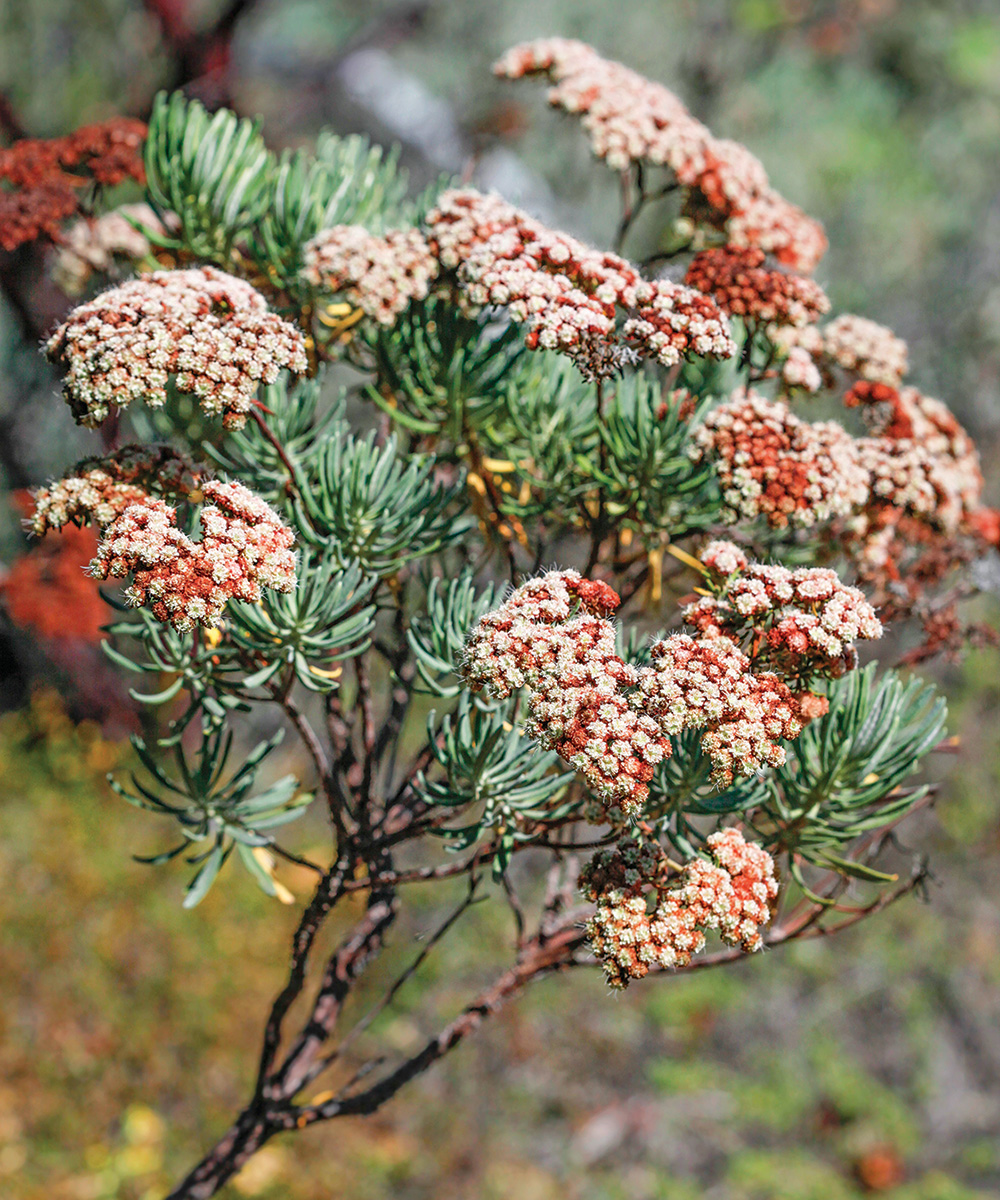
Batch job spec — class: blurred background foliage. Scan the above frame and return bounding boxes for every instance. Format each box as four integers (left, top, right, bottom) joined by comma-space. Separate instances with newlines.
1, 1, 999, 1198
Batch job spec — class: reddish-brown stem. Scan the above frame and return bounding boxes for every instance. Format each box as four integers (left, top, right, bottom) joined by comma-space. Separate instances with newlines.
250, 408, 302, 500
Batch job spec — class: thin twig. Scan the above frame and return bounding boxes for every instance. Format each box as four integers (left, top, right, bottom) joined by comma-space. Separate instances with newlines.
301, 872, 483, 1089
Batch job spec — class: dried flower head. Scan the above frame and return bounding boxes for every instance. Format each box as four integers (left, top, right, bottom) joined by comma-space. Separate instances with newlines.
0, 522, 106, 642
57, 117, 147, 187
46, 266, 308, 429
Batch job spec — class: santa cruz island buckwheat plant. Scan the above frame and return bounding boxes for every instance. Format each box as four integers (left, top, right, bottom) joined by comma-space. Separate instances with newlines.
21, 41, 999, 1198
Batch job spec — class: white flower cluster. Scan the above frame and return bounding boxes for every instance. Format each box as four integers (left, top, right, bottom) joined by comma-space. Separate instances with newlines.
680, 828, 779, 953
426, 187, 734, 377
637, 633, 811, 786
462, 570, 668, 812
46, 266, 308, 429
687, 548, 883, 679
822, 314, 909, 385
302, 224, 439, 325
50, 203, 170, 295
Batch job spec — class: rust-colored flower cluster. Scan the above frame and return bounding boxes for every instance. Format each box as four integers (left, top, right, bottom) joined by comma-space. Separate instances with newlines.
853, 385, 982, 535
691, 377, 986, 563
46, 266, 308, 429
30, 444, 196, 536
0, 519, 106, 643
89, 480, 297, 630
581, 828, 778, 988
0, 118, 146, 252
685, 245, 829, 328
494, 39, 827, 271
302, 224, 439, 325
691, 389, 868, 528
426, 187, 734, 378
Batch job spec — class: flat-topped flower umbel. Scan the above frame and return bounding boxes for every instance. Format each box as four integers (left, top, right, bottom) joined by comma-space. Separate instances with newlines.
46, 265, 307, 429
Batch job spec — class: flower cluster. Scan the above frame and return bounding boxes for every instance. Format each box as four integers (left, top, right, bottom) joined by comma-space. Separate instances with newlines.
684, 246, 829, 328
0, 521, 106, 643
845, 386, 984, 578
637, 633, 815, 786
822, 314, 908, 385
692, 371, 987, 598
30, 444, 195, 536
581, 828, 778, 988
426, 187, 734, 377
682, 827, 779, 952
687, 544, 883, 680
494, 39, 827, 271
90, 480, 296, 630
46, 266, 308, 429
768, 323, 826, 394
463, 570, 669, 812
302, 224, 439, 325
0, 118, 146, 252
690, 389, 868, 528
463, 555, 848, 802
50, 203, 170, 296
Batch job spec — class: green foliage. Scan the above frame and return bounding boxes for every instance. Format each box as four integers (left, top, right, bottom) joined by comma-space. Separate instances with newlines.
481, 356, 599, 528
228, 556, 377, 693
416, 696, 575, 875
252, 131, 409, 290
203, 378, 343, 508
144, 91, 272, 263
145, 94, 414, 293
112, 728, 310, 906
764, 665, 947, 874
295, 429, 469, 575
101, 604, 250, 742
407, 569, 502, 698
368, 297, 527, 439
592, 378, 719, 538
477, 362, 719, 541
